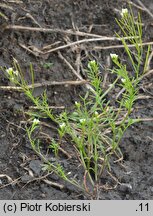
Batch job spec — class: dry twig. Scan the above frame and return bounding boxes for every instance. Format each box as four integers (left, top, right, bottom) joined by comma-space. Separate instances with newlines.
29, 105, 65, 110
4, 25, 139, 39
22, 172, 64, 190
0, 80, 87, 91
142, 69, 153, 78
0, 174, 21, 189
146, 49, 153, 71
135, 0, 153, 19
94, 41, 153, 50
58, 51, 95, 93
128, 1, 146, 11
42, 179, 64, 190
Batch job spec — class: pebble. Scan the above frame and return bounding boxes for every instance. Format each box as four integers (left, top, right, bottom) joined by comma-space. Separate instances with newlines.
29, 160, 42, 176
21, 174, 33, 183
119, 183, 133, 192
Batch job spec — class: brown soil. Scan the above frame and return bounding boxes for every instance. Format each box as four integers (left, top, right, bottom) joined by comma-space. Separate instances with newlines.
0, 0, 153, 200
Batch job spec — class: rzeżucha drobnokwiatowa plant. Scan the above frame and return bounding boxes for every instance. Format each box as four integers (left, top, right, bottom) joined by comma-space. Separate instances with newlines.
1, 7, 150, 198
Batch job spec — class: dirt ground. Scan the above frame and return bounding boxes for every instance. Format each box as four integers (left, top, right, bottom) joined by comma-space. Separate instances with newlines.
0, 0, 153, 200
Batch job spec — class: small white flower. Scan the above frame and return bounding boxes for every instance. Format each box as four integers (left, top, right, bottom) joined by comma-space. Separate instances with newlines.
59, 122, 66, 129
121, 78, 126, 83
14, 70, 19, 76
94, 111, 99, 117
110, 53, 118, 60
121, 8, 128, 17
6, 68, 14, 76
75, 101, 81, 109
33, 118, 40, 124
6, 68, 19, 76
89, 60, 96, 66
80, 118, 86, 124
75, 101, 79, 106
88, 60, 97, 70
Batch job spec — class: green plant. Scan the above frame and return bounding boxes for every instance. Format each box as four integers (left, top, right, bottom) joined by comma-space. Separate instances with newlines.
49, 139, 59, 157
41, 62, 53, 69
1, 8, 150, 198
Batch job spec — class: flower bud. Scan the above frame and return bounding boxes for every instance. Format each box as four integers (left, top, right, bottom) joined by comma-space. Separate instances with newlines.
121, 8, 128, 17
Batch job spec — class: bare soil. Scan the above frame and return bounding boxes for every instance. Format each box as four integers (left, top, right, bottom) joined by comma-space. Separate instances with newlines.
0, 0, 153, 200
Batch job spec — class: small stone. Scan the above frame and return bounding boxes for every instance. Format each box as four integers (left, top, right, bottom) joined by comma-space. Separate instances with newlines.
21, 174, 33, 183
119, 183, 132, 192
41, 193, 46, 198
29, 160, 42, 176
